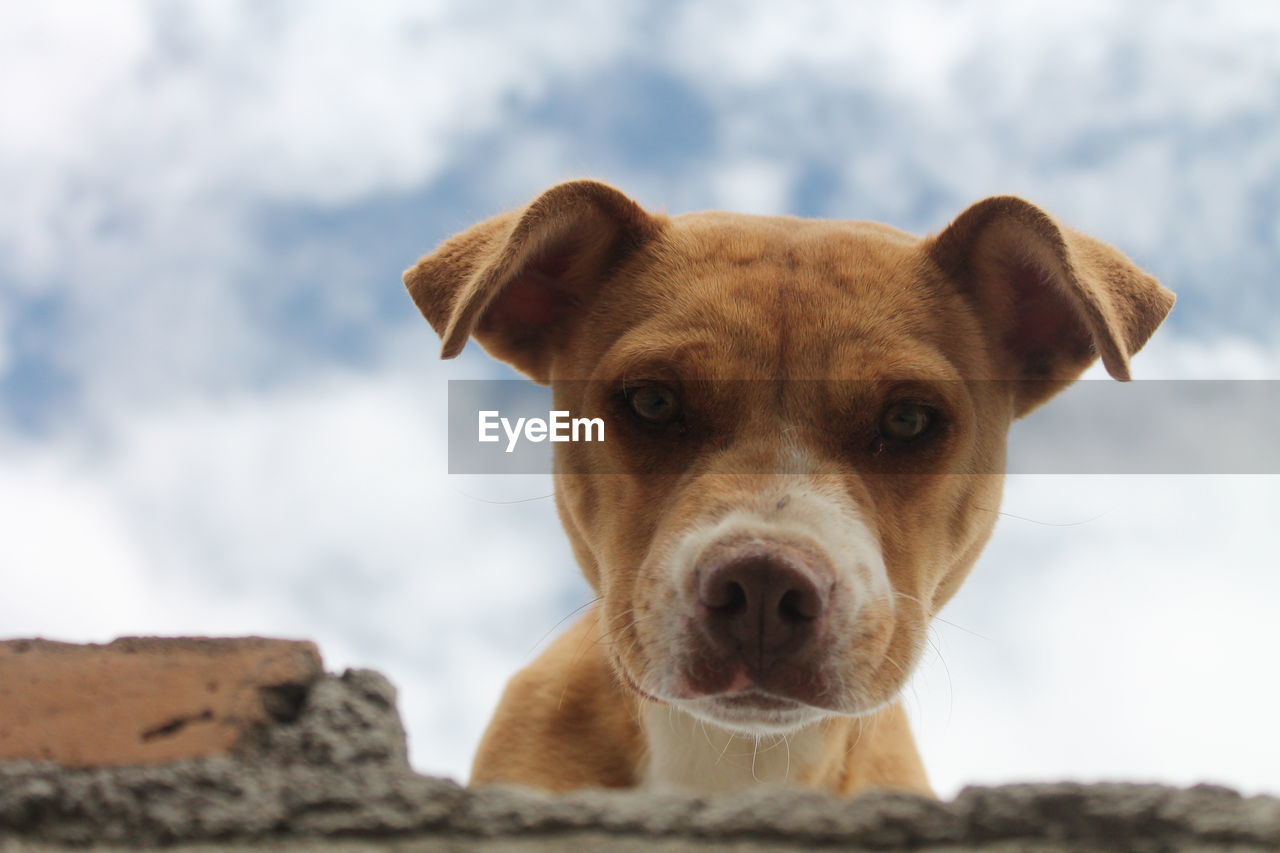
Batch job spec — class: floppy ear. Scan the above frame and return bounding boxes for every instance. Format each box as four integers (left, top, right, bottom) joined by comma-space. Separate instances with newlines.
929, 196, 1175, 414
403, 179, 664, 380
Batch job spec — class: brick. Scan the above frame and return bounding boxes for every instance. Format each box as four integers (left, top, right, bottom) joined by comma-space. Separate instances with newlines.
0, 636, 323, 767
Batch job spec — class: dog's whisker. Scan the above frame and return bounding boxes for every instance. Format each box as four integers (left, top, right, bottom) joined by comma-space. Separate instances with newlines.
930, 617, 992, 642
894, 591, 991, 642
973, 503, 1109, 527
528, 597, 603, 655
714, 727, 735, 766
924, 630, 955, 727
592, 614, 654, 648
446, 485, 555, 505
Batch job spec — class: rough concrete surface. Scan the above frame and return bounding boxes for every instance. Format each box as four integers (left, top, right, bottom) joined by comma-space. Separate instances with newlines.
1, 667, 1277, 851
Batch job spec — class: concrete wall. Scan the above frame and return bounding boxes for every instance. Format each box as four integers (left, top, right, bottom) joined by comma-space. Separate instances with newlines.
2, 638, 1276, 851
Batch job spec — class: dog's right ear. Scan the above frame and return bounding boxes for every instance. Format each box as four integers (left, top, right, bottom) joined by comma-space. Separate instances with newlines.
403, 180, 664, 381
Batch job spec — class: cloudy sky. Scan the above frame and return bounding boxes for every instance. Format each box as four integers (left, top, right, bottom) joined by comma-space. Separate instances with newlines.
1, 1, 1277, 796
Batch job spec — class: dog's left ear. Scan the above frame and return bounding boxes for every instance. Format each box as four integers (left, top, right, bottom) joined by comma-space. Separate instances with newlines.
403, 179, 665, 381
929, 196, 1175, 414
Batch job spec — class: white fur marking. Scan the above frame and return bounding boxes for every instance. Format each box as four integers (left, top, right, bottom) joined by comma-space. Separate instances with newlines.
640, 703, 828, 794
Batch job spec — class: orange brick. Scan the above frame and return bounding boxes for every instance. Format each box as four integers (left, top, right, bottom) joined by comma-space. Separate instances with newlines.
0, 636, 322, 767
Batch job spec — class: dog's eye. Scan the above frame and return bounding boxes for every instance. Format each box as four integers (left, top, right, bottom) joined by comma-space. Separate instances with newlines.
878, 401, 935, 442
625, 385, 681, 425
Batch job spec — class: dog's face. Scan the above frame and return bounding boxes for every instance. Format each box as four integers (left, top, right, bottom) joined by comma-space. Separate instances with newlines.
406, 181, 1173, 735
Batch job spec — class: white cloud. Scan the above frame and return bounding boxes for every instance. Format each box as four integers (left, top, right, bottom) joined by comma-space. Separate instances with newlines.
909, 332, 1280, 796
912, 474, 1280, 797
0, 0, 637, 280
4, 0, 1277, 411
670, 0, 1280, 121
0, 0, 654, 415
0, 455, 155, 637
0, 3, 149, 163
666, 0, 1280, 271
1130, 330, 1280, 380
707, 158, 796, 214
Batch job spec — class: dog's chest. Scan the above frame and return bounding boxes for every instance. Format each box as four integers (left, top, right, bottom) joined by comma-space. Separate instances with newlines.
639, 704, 828, 794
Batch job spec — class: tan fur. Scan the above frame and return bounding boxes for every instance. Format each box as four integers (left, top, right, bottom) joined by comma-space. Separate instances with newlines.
405, 180, 1174, 797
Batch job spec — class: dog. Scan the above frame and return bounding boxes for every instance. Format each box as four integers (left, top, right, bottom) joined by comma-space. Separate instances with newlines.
404, 180, 1174, 796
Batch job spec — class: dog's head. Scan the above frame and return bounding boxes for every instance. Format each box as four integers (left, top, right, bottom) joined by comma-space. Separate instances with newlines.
406, 180, 1174, 735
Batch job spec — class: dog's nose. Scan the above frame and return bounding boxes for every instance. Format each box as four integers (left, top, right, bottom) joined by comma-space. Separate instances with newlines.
696, 551, 828, 662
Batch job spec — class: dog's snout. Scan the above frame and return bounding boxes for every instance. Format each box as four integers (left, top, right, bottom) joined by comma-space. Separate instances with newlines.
696, 550, 829, 660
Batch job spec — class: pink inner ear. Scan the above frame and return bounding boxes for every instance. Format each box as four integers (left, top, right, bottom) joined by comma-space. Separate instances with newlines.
482, 244, 577, 331
1003, 258, 1091, 376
